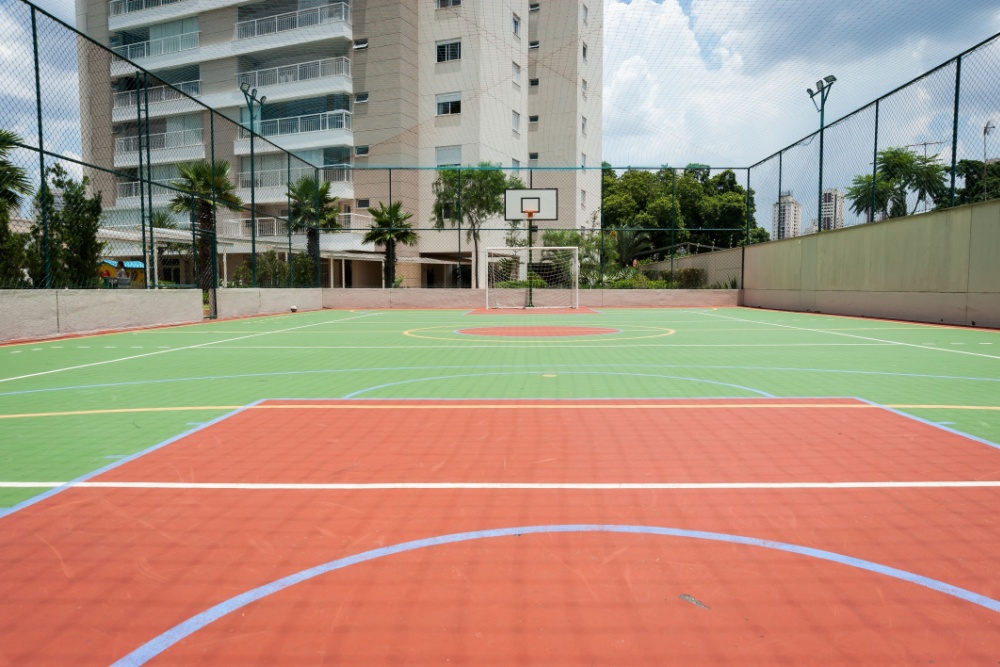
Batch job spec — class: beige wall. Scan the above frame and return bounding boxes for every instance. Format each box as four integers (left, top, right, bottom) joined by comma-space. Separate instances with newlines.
743, 199, 1000, 328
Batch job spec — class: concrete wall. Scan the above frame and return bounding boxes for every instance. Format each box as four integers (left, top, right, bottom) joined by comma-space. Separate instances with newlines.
0, 290, 203, 343
645, 246, 744, 288
743, 199, 1000, 328
215, 288, 324, 319
322, 288, 738, 309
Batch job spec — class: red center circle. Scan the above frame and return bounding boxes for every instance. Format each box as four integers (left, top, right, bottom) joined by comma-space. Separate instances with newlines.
457, 326, 620, 337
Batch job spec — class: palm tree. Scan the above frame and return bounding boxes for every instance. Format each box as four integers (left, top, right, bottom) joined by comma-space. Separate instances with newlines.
168, 160, 242, 292
287, 176, 340, 284
363, 201, 418, 287
0, 130, 32, 287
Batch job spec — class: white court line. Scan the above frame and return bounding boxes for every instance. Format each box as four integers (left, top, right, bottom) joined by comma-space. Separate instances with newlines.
0, 312, 382, 385
697, 311, 1000, 361
3, 481, 999, 490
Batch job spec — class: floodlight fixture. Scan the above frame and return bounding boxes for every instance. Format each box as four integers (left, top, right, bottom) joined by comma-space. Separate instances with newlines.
824, 75, 837, 84
240, 81, 250, 93
806, 74, 837, 231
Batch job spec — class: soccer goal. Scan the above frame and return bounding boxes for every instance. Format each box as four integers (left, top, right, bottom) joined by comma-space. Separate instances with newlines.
484, 246, 579, 309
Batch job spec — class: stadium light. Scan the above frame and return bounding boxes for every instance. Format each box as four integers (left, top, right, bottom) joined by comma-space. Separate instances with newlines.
808, 74, 836, 232
985, 121, 996, 202
241, 83, 266, 286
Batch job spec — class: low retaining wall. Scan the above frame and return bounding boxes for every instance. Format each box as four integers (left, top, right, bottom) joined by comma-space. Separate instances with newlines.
322, 288, 739, 309
215, 288, 324, 319
0, 289, 203, 343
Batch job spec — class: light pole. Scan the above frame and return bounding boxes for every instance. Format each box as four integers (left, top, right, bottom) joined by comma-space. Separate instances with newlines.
985, 121, 995, 202
808, 75, 836, 232
240, 81, 265, 286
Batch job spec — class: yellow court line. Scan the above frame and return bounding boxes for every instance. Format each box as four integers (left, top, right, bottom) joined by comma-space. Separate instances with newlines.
0, 407, 242, 419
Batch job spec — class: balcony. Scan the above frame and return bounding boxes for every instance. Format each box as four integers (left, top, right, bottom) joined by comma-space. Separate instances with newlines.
218, 217, 289, 239
237, 57, 350, 90
234, 3, 350, 40
114, 128, 204, 167
112, 31, 199, 61
113, 80, 200, 109
114, 179, 176, 207
109, 0, 185, 17
236, 163, 353, 203
242, 111, 351, 139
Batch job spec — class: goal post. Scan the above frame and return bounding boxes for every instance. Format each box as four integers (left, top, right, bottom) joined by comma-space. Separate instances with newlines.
484, 246, 579, 309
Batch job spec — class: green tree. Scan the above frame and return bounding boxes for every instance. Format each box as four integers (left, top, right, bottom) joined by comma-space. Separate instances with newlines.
287, 176, 340, 286
950, 158, 1000, 205
363, 201, 417, 287
168, 160, 243, 292
0, 129, 32, 287
431, 163, 525, 287
27, 164, 105, 288
845, 147, 948, 220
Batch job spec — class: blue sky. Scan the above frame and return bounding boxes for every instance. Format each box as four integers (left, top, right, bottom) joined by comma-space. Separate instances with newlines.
15, 0, 1000, 170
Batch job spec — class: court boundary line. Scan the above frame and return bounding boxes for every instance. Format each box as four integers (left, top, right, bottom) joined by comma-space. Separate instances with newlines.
4, 481, 1000, 490
858, 398, 1000, 450
111, 523, 1000, 666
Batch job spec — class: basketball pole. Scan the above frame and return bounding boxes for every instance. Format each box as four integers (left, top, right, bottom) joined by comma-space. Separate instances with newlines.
526, 210, 536, 308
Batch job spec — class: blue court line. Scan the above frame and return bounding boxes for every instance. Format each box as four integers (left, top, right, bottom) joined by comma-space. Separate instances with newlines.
341, 371, 774, 399
857, 397, 1000, 450
111, 523, 1000, 666
2, 362, 997, 399
0, 400, 264, 520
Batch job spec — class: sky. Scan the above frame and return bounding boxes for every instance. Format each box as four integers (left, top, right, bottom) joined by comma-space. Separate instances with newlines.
12, 0, 1000, 173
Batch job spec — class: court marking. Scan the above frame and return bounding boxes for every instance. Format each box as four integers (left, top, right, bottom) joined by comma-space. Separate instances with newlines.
403, 323, 676, 343
697, 311, 1000, 361
0, 407, 241, 419
0, 312, 383, 385
340, 371, 775, 399
111, 523, 1000, 667
4, 481, 1000, 490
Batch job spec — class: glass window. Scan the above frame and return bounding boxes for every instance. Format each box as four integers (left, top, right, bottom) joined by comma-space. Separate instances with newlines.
512, 62, 521, 84
436, 145, 462, 167
436, 39, 461, 62
512, 111, 520, 133
512, 14, 520, 36
436, 91, 461, 115
355, 145, 369, 156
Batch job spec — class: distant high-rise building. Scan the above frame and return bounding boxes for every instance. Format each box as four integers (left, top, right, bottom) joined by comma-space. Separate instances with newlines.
821, 188, 844, 231
772, 191, 801, 239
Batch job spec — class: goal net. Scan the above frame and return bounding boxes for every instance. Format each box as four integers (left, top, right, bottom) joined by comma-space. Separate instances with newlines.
484, 246, 579, 309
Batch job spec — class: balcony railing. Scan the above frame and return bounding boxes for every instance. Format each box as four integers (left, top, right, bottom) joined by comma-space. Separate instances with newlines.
238, 163, 353, 189
116, 128, 203, 154
218, 217, 287, 238
336, 211, 372, 231
234, 3, 349, 40
240, 110, 351, 139
113, 80, 201, 109
116, 179, 175, 199
109, 0, 185, 17
112, 31, 199, 60
236, 57, 350, 90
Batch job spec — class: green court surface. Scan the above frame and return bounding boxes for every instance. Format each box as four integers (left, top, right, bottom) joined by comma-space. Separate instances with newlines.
1, 306, 998, 509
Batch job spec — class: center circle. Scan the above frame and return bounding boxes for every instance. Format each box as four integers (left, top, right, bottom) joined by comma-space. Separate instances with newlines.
456, 326, 621, 338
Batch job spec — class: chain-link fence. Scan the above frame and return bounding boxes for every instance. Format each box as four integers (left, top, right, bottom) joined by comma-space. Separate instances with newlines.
748, 33, 1000, 238
2, 0, 997, 305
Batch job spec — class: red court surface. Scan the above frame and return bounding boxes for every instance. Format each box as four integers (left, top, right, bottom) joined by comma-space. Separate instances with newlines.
457, 325, 621, 337
2, 399, 999, 665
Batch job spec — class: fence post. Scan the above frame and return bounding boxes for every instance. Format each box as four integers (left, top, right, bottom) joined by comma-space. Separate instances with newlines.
143, 72, 155, 288
741, 168, 750, 290
287, 152, 292, 287
457, 167, 462, 288
31, 7, 50, 288
313, 165, 321, 288
870, 99, 880, 223
135, 71, 148, 288
208, 110, 218, 318
949, 55, 962, 208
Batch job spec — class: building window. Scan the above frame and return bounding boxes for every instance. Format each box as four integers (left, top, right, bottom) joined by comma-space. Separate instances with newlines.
357, 199, 370, 209
581, 78, 588, 99
529, 152, 539, 167
436, 145, 462, 167
512, 62, 521, 85
529, 78, 539, 87
529, 3, 540, 11
529, 41, 539, 49
582, 43, 588, 60
512, 13, 520, 36
512, 111, 520, 133
581, 189, 587, 209
353, 39, 368, 50
581, 116, 587, 135
354, 92, 369, 104
582, 4, 588, 23
355, 145, 370, 156
437, 0, 460, 7
529, 152, 538, 160
529, 115, 539, 124
436, 91, 461, 115
512, 159, 520, 171
581, 153, 586, 167
437, 39, 461, 62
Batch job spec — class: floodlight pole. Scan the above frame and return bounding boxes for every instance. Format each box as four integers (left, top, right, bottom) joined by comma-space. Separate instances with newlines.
808, 75, 836, 233
985, 121, 995, 202
241, 82, 265, 287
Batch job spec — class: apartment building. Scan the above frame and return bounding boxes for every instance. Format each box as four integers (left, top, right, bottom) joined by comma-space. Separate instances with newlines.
76, 0, 601, 287
772, 191, 801, 240
820, 187, 844, 231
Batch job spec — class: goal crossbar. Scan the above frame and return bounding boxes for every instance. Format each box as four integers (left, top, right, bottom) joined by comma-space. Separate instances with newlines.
484, 246, 579, 309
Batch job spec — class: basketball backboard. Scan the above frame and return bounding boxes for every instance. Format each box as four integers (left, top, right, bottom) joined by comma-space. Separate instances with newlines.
504, 188, 558, 221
